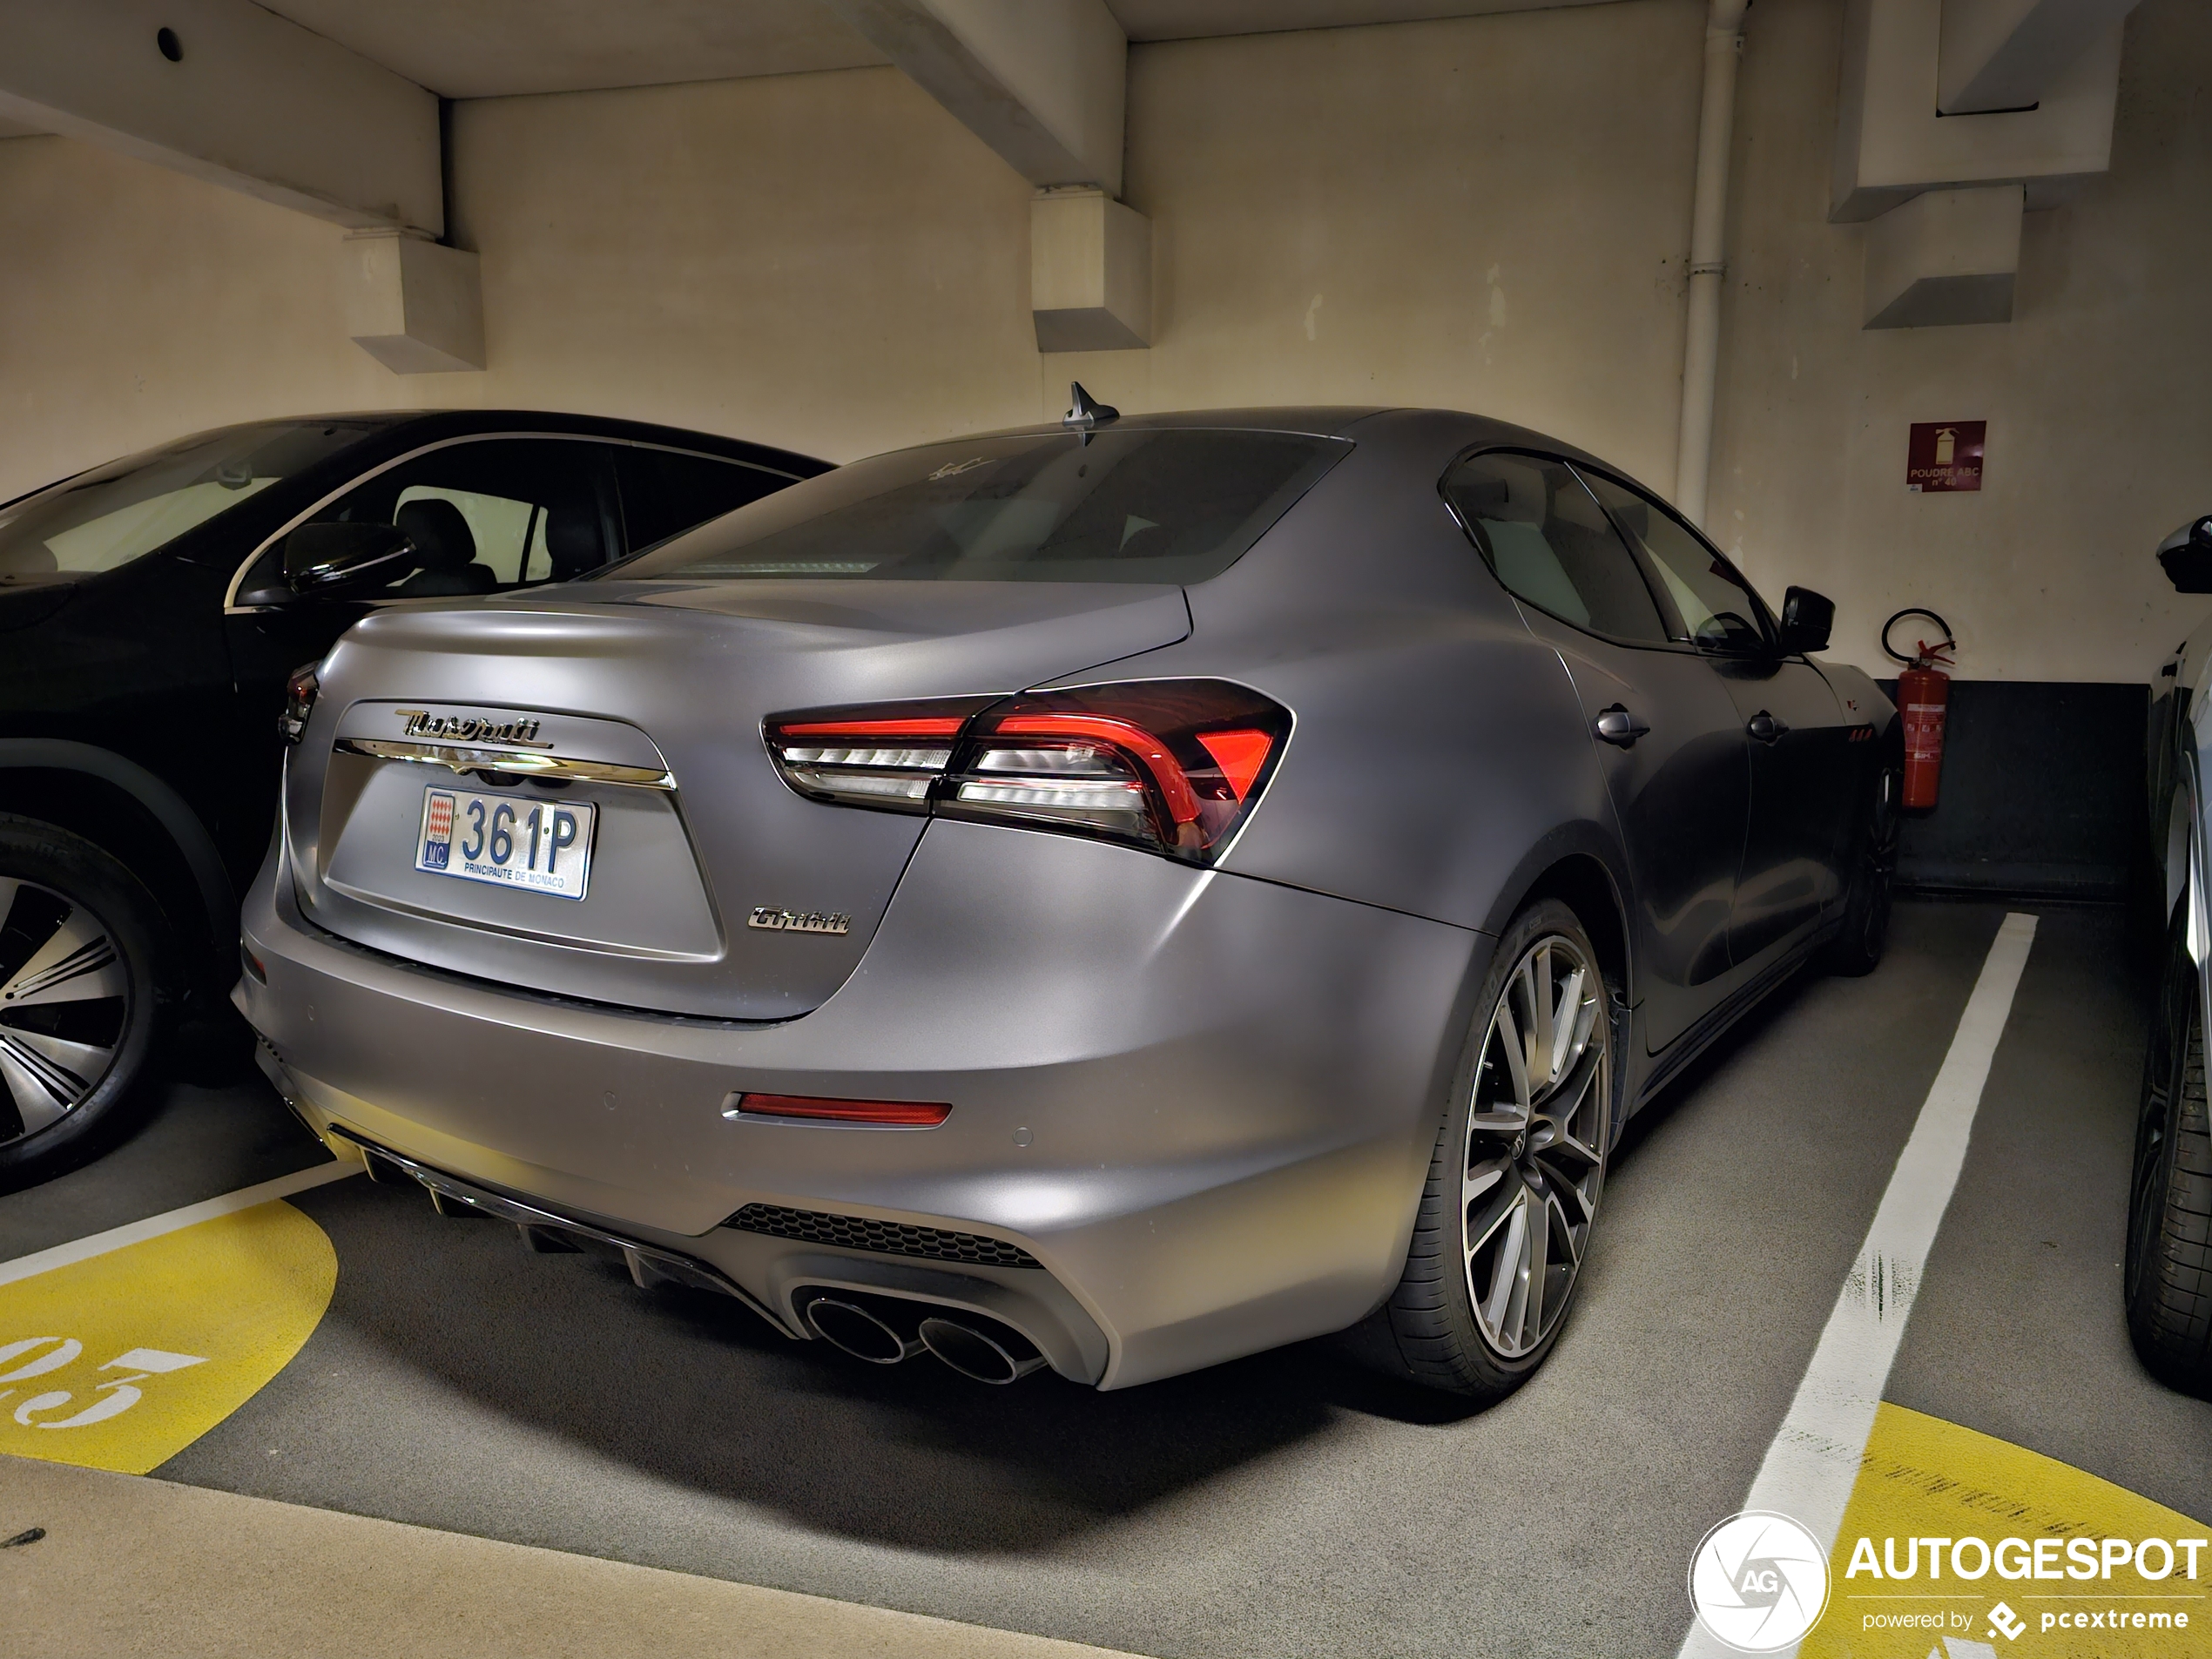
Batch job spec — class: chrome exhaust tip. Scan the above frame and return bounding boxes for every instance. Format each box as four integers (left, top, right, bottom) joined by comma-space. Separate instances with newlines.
918, 1316, 1048, 1384
803, 1297, 924, 1364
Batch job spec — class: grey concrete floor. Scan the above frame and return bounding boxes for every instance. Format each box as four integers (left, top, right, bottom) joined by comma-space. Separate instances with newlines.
7, 900, 2209, 1658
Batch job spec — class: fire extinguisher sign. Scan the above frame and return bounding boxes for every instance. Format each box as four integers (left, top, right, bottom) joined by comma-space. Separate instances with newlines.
1907, 421, 1986, 492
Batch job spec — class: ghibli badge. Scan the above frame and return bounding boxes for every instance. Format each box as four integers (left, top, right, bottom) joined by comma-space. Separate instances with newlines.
748, 907, 852, 936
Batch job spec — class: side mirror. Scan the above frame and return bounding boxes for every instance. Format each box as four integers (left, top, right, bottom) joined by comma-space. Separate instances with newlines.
2158, 516, 2212, 594
280, 521, 417, 598
1776, 586, 1834, 655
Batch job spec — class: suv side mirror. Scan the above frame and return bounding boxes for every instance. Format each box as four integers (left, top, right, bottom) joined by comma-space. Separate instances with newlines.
1776, 585, 1834, 655
2158, 517, 2212, 594
277, 521, 417, 599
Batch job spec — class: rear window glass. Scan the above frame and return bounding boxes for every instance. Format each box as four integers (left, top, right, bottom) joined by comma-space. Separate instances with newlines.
614, 428, 1352, 585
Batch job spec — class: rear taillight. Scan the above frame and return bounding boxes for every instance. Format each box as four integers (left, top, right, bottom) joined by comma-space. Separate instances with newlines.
764, 680, 1290, 865
279, 664, 320, 745
764, 698, 997, 813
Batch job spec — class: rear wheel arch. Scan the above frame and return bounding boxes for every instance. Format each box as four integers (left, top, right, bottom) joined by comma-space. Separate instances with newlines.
0, 745, 234, 988
1476, 830, 1635, 1007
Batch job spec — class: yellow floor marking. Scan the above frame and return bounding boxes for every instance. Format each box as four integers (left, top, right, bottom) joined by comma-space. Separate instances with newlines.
0, 1199, 334, 1475
1802, 1403, 2208, 1657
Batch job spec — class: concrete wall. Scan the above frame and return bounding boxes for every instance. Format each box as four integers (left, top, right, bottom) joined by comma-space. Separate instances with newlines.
2, 0, 2207, 684
1713, 0, 2212, 682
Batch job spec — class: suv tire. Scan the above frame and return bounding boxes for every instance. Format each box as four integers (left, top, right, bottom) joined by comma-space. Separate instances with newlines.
0, 814, 172, 1187
2126, 922, 2212, 1396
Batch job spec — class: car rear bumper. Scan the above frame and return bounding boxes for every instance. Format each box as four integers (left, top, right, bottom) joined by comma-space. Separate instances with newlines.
239, 818, 1484, 1388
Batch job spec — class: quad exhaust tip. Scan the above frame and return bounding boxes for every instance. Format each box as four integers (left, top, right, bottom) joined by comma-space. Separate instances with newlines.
918, 1316, 1048, 1385
804, 1298, 925, 1364
802, 1293, 1047, 1383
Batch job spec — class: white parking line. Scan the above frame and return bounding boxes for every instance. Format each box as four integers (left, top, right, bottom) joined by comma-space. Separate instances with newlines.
0, 1160, 359, 1290
1676, 911, 2039, 1658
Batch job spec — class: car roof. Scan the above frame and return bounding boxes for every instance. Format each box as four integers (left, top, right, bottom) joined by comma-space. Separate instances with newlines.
273, 408, 832, 478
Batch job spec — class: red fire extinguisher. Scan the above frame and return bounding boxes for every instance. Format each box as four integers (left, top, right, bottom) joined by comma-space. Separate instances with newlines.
1883, 608, 1954, 811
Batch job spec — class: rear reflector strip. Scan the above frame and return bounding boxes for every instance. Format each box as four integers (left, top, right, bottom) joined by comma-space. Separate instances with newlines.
725, 1092, 952, 1128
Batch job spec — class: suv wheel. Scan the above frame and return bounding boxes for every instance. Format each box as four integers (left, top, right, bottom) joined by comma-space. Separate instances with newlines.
1826, 762, 1899, 977
2126, 922, 2212, 1395
0, 815, 172, 1186
1373, 899, 1614, 1400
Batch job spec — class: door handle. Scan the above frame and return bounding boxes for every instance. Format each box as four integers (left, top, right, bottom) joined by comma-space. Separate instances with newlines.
1746, 710, 1789, 743
1593, 705, 1650, 747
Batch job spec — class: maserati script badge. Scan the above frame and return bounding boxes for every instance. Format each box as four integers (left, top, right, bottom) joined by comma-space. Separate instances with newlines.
394, 708, 553, 748
748, 907, 852, 936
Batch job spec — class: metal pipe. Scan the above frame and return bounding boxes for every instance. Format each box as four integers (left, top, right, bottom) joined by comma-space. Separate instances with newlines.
1674, 0, 1750, 529
803, 1298, 924, 1364
918, 1316, 1049, 1384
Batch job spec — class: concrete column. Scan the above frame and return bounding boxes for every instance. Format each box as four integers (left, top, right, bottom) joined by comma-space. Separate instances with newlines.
1031, 189, 1150, 352
1862, 184, 2024, 328
341, 231, 486, 374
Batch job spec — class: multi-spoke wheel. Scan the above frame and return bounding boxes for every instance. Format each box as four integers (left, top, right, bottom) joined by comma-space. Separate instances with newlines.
1460, 933, 1608, 1358
1375, 897, 1615, 1399
0, 816, 169, 1187
1825, 758, 1898, 977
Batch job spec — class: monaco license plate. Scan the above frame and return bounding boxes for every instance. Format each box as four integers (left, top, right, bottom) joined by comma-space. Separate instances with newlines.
415, 786, 597, 900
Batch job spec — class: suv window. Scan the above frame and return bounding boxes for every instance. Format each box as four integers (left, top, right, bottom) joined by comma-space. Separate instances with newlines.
0, 421, 381, 577
617, 448, 789, 554
1442, 451, 1669, 644
1575, 468, 1770, 653
242, 437, 624, 600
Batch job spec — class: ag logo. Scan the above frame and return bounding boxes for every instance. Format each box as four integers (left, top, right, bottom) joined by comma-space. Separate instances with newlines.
1688, 1510, 1831, 1652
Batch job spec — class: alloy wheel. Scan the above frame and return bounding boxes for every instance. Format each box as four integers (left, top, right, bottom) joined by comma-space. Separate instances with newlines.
1462, 934, 1609, 1359
0, 877, 130, 1145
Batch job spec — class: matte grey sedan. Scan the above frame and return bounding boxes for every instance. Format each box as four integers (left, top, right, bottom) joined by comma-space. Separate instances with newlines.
237, 394, 1899, 1397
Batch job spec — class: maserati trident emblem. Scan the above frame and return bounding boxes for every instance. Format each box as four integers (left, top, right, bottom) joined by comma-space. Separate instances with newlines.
748, 907, 852, 936
394, 709, 552, 748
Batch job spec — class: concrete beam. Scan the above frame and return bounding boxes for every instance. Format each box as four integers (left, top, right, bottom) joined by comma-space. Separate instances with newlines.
341, 231, 485, 374
1831, 0, 2123, 221
0, 0, 441, 234
821, 0, 1128, 194
1863, 184, 2023, 328
1939, 0, 2141, 116
1032, 189, 1150, 351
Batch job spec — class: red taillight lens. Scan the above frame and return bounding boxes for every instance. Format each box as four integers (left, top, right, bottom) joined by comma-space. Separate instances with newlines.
764, 681, 1290, 864
727, 1093, 951, 1128
279, 664, 320, 746
763, 698, 995, 813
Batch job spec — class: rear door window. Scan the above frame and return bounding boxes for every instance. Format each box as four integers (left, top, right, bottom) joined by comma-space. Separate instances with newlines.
616, 448, 792, 554
1441, 451, 1671, 645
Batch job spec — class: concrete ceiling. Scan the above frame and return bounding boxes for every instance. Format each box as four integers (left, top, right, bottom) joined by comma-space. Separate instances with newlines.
255, 1, 1610, 102
257, 1, 891, 101
1109, 0, 1615, 41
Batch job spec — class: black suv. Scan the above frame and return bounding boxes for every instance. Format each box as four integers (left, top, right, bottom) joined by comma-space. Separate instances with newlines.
0, 410, 826, 1183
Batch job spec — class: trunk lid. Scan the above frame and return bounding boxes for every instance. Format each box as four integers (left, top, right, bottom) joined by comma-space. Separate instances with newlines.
288, 579, 1190, 1018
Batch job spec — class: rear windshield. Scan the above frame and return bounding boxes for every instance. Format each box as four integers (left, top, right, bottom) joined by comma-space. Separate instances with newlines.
0, 420, 380, 578
614, 428, 1352, 585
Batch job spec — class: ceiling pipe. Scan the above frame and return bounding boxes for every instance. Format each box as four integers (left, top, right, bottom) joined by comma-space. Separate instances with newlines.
1675, 0, 1750, 529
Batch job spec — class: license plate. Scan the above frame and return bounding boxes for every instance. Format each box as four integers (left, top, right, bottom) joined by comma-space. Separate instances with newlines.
415, 787, 597, 900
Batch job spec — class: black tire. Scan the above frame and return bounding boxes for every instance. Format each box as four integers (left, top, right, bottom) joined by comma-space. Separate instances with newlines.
0, 815, 173, 1188
1372, 899, 1616, 1401
1826, 760, 1900, 977
2125, 921, 2212, 1395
